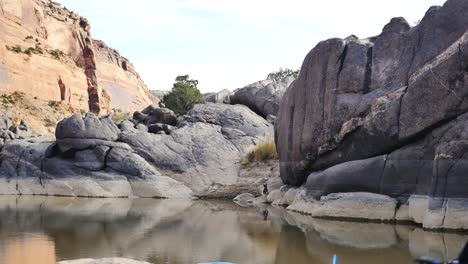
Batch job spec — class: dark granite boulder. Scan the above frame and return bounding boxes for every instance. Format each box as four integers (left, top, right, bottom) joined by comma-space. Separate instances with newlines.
231, 77, 294, 118
133, 105, 177, 126
276, 0, 468, 187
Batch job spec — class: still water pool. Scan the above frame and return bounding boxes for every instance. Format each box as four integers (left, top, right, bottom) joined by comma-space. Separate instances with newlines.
0, 196, 466, 264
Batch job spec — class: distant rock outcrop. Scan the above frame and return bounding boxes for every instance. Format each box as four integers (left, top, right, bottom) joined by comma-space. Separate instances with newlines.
230, 77, 294, 118
204, 89, 232, 104
0, 110, 39, 148
276, 0, 468, 229
132, 105, 178, 127
0, 0, 157, 114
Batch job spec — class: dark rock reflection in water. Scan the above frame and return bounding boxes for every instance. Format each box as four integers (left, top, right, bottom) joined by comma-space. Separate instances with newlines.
0, 196, 466, 264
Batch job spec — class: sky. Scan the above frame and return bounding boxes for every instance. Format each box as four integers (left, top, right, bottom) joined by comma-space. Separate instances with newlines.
59, 0, 446, 93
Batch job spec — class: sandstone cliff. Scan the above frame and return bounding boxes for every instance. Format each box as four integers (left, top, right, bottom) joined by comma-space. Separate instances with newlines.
0, 0, 156, 116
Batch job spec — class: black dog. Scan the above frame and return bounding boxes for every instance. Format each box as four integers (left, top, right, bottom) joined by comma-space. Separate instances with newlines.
262, 184, 269, 195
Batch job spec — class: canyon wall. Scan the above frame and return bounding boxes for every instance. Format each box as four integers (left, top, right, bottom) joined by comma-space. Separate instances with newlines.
0, 0, 157, 114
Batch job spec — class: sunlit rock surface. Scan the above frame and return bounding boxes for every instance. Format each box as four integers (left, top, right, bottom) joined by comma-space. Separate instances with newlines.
0, 0, 157, 113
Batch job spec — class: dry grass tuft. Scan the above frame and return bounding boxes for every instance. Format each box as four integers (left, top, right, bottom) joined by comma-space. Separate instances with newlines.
112, 108, 132, 124
243, 137, 278, 165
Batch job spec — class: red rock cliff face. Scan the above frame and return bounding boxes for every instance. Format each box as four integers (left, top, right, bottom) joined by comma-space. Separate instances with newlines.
93, 40, 158, 111
0, 0, 157, 114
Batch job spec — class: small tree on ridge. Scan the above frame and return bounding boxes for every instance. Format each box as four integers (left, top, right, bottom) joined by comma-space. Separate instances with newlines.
267, 68, 300, 82
160, 75, 203, 115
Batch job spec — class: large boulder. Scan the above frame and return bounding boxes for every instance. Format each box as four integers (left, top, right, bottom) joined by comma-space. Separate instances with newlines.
276, 0, 468, 229
133, 105, 177, 126
120, 103, 273, 196
56, 113, 119, 141
276, 0, 468, 186
231, 77, 294, 118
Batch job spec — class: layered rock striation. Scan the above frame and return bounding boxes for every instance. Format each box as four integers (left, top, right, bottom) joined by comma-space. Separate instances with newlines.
0, 0, 156, 114
276, 0, 468, 229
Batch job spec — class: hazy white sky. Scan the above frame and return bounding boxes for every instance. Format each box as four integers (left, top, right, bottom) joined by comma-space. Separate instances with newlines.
59, 0, 446, 93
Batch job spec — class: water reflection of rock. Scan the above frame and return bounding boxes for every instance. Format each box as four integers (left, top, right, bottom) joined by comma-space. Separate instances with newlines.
0, 197, 281, 263
0, 196, 466, 264
279, 210, 468, 263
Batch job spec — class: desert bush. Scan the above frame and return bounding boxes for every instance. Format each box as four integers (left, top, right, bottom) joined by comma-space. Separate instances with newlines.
48, 49, 64, 60
1, 94, 15, 105
112, 108, 132, 124
267, 68, 299, 82
48, 100, 60, 108
6, 45, 22, 53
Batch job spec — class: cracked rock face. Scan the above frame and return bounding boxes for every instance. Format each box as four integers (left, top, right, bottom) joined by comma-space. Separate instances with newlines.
275, 0, 468, 228
276, 0, 468, 186
0, 103, 273, 198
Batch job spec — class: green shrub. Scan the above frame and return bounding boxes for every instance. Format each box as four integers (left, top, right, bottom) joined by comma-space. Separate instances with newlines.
23, 47, 33, 56
23, 47, 43, 56
267, 68, 299, 82
6, 45, 22, 53
6, 44, 43, 56
160, 75, 203, 115
1, 94, 15, 105
24, 36, 34, 41
48, 49, 64, 60
48, 100, 60, 108
242, 138, 278, 165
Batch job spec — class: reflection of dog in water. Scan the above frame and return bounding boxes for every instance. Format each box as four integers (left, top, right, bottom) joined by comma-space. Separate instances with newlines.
262, 210, 269, 221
